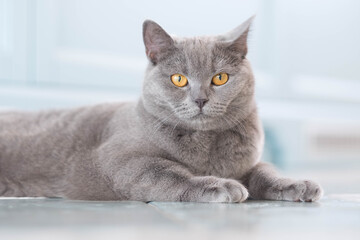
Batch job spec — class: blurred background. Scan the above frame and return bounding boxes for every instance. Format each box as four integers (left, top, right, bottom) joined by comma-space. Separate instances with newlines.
1, 0, 360, 193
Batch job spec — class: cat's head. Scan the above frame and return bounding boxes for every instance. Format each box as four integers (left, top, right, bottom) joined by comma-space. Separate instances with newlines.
141, 17, 256, 131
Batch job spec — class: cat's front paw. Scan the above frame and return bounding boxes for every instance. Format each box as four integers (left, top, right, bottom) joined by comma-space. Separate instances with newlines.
272, 179, 323, 202
183, 176, 248, 203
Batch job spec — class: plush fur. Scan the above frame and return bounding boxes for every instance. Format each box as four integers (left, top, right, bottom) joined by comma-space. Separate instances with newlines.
0, 17, 323, 202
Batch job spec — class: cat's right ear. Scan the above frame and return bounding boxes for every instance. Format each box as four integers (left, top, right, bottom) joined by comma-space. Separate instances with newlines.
219, 16, 255, 57
143, 20, 175, 64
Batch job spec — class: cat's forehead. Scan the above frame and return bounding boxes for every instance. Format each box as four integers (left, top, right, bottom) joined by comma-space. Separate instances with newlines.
169, 36, 221, 76
162, 36, 237, 78
173, 36, 218, 52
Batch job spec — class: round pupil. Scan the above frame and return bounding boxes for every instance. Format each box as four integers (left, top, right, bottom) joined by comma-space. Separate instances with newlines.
178, 76, 182, 82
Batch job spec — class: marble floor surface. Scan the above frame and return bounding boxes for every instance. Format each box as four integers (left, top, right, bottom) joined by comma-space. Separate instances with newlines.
0, 193, 359, 240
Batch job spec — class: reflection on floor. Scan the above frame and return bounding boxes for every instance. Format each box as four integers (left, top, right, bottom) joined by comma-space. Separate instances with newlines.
0, 194, 359, 240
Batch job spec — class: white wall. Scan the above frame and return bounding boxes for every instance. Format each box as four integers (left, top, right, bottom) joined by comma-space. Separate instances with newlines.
1, 0, 360, 98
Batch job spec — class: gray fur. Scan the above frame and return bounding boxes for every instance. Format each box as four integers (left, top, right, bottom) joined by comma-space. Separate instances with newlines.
0, 18, 323, 202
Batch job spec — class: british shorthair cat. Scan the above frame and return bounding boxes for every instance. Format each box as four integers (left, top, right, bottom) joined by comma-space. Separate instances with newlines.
0, 17, 322, 202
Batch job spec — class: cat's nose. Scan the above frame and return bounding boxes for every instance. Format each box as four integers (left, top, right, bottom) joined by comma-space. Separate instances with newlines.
194, 98, 208, 110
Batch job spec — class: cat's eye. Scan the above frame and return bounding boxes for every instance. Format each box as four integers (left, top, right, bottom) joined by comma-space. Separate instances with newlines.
171, 74, 188, 87
212, 73, 229, 86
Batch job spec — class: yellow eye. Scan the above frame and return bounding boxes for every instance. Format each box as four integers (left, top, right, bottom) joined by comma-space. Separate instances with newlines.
171, 74, 188, 87
212, 73, 229, 86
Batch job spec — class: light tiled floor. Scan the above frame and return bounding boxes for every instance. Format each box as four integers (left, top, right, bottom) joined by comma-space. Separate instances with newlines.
1, 163, 359, 240
0, 194, 359, 240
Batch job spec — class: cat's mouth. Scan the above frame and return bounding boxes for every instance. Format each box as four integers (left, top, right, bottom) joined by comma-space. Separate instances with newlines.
193, 109, 224, 119
191, 112, 210, 120
178, 108, 221, 122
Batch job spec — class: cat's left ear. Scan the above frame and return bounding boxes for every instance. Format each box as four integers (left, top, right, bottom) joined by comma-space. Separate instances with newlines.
143, 20, 175, 64
219, 15, 255, 57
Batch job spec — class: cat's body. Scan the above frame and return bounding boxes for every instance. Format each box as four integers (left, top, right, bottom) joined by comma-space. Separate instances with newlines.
0, 104, 120, 199
0, 18, 323, 202
0, 100, 259, 200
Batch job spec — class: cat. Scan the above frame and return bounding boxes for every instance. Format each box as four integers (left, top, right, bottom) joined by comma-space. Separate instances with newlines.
0, 17, 323, 202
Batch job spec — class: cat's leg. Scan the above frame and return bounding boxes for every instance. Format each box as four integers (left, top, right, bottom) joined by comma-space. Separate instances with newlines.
242, 162, 323, 202
109, 157, 248, 203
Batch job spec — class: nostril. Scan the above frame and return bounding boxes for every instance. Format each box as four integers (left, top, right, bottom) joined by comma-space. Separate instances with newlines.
194, 98, 208, 109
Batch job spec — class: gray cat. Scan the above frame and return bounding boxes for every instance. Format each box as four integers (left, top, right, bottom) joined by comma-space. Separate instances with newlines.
0, 17, 323, 202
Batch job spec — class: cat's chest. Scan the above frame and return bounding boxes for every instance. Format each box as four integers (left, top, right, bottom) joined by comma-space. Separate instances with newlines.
164, 129, 250, 179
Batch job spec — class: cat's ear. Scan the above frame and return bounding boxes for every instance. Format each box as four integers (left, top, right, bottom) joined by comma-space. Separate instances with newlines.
219, 15, 255, 57
143, 20, 175, 64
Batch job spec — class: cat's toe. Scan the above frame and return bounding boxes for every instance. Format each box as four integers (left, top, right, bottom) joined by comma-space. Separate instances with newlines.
281, 180, 307, 201
223, 180, 248, 202
302, 180, 323, 202
202, 179, 248, 203
274, 179, 323, 202
189, 176, 248, 203
203, 186, 232, 203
